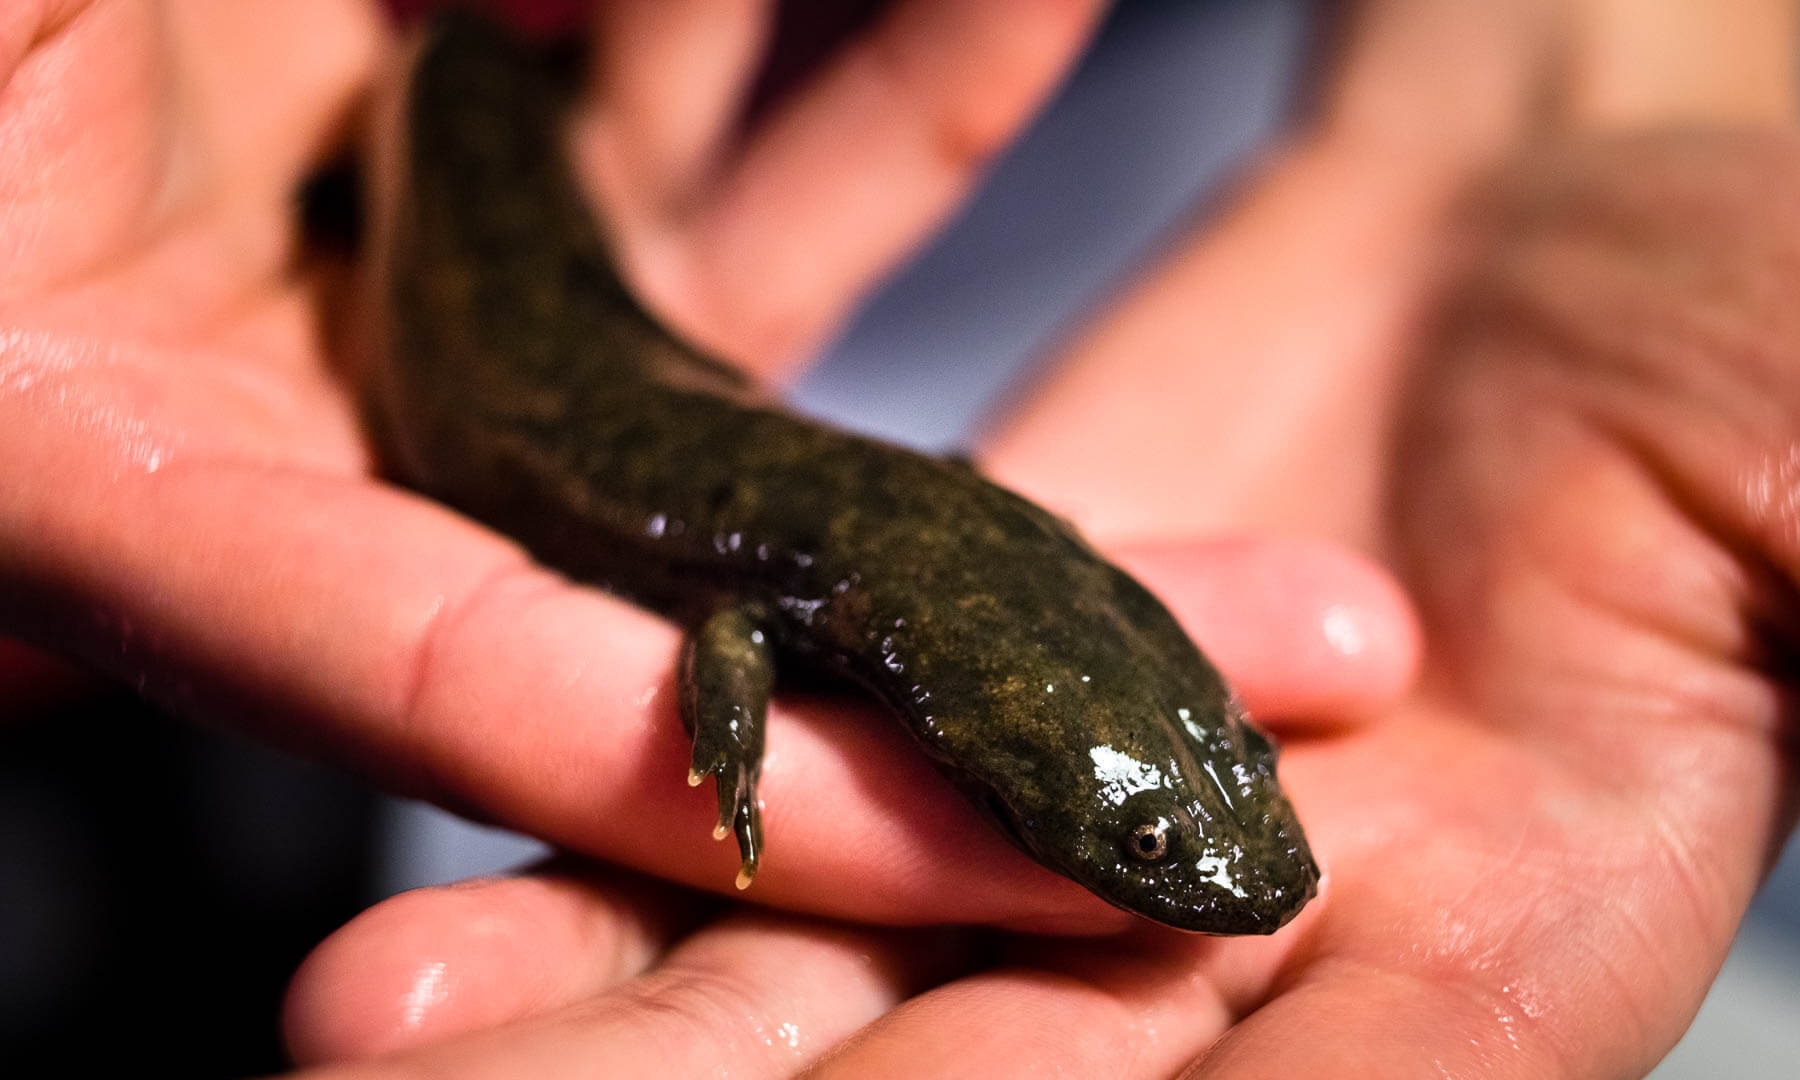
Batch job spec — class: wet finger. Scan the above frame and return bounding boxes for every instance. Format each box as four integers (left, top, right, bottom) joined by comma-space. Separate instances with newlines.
285, 865, 707, 1064
804, 926, 1294, 1080
1116, 536, 1420, 726
294, 913, 968, 1079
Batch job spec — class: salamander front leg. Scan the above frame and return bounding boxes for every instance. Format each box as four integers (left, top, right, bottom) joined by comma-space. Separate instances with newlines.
679, 607, 773, 889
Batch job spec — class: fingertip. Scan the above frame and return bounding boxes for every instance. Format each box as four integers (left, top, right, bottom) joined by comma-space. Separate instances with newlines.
1114, 536, 1421, 725
282, 871, 684, 1065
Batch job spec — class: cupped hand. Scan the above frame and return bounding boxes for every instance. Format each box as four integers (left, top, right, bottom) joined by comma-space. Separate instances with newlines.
0, 0, 1412, 1036
280, 2, 1800, 1078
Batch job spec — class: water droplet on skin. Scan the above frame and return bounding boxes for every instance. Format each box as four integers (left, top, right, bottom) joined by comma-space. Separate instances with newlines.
400, 961, 451, 1032
1321, 604, 1367, 658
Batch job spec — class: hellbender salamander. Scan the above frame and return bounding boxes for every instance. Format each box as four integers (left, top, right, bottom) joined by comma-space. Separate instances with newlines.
365, 9, 1317, 934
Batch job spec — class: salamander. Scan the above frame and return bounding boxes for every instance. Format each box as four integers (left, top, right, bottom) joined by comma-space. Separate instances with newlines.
364, 8, 1317, 934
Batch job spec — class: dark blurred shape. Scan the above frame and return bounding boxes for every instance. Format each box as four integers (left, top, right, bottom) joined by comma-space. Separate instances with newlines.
385, 0, 589, 36
0, 692, 375, 1074
298, 160, 364, 257
742, 0, 892, 125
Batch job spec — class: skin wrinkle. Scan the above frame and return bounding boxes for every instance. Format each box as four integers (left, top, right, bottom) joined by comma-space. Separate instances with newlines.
1581, 377, 1800, 677
3, 327, 351, 471
566, 919, 924, 1075
1612, 816, 1714, 998
391, 554, 565, 811
1498, 547, 1780, 750
0, 0, 169, 295
1376, 135, 1799, 1080
1416, 252, 1796, 752
0, 2, 71, 85
1198, 958, 1572, 1080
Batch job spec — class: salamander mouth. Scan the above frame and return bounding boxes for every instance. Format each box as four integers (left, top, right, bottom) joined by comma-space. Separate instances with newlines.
976, 790, 1037, 856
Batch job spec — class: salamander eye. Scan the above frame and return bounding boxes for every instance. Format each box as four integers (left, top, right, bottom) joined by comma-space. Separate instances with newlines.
1128, 819, 1171, 862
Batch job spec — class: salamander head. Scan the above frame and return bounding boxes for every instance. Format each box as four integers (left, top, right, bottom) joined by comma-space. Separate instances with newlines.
985, 691, 1318, 935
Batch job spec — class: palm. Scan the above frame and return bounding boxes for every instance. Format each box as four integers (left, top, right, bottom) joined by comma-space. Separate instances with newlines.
779, 133, 1800, 1080
958, 133, 1800, 1077
0, 0, 374, 665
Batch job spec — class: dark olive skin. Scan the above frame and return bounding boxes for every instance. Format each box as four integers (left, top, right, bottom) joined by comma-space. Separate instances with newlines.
366, 9, 1317, 934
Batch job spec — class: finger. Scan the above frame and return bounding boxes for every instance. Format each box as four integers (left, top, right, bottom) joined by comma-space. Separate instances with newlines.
978, 0, 1551, 547
583, 0, 1109, 373
583, 0, 767, 230
805, 928, 1271, 1080
1114, 536, 1420, 726
1560, 0, 1798, 129
293, 912, 968, 1079
1184, 965, 1586, 1080
976, 140, 1445, 546
285, 865, 708, 1064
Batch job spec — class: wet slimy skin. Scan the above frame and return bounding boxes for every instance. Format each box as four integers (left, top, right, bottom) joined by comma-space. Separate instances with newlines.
367, 10, 1318, 934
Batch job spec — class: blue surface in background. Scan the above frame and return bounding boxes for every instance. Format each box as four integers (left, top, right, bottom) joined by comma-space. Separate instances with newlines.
790, 0, 1315, 451
1752, 832, 1800, 934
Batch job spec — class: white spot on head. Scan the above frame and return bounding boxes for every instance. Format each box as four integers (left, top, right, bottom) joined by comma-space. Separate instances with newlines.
1089, 744, 1165, 806
1202, 760, 1237, 813
1194, 854, 1248, 898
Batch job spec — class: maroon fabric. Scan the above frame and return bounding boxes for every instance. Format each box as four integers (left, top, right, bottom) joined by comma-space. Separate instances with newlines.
384, 0, 589, 36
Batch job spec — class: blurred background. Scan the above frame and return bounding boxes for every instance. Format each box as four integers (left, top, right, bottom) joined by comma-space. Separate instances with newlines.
2, 0, 1795, 1074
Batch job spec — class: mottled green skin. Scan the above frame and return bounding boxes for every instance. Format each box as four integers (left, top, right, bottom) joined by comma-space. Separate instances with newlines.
369, 10, 1317, 933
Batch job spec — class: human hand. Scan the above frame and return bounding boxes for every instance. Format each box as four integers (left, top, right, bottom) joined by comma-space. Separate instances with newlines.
977, 1, 1799, 1075
0, 0, 1411, 1023
281, 2, 1798, 1078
